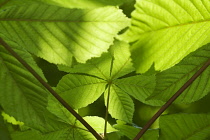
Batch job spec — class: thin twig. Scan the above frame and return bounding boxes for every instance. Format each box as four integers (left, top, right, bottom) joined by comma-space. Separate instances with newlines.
0, 38, 103, 140
104, 84, 111, 139
104, 55, 115, 139
133, 59, 210, 140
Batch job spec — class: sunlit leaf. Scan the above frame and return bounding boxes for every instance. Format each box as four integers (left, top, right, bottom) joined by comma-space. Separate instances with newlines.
0, 1, 129, 65
57, 40, 136, 123
59, 40, 134, 80
120, 0, 210, 73
110, 41, 135, 80
148, 43, 210, 103
56, 74, 107, 109
58, 52, 112, 80
105, 85, 134, 123
159, 114, 210, 140
77, 116, 116, 133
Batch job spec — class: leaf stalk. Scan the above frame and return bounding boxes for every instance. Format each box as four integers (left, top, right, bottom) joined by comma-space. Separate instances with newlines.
0, 38, 103, 140
133, 59, 210, 140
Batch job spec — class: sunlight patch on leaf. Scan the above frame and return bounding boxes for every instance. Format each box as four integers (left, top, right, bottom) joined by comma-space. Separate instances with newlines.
0, 1, 129, 66
110, 41, 135, 80
120, 0, 210, 73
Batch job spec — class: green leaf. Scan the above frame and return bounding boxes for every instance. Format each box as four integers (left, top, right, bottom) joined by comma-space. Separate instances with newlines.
159, 114, 210, 140
0, 111, 11, 140
58, 41, 134, 122
115, 75, 164, 106
0, 41, 59, 132
114, 120, 159, 140
11, 116, 114, 140
148, 43, 210, 103
77, 116, 116, 133
120, 0, 210, 73
47, 95, 76, 124
105, 85, 134, 123
59, 40, 134, 80
59, 52, 112, 80
0, 1, 129, 65
56, 74, 107, 109
35, 0, 130, 8
110, 41, 135, 80
11, 130, 43, 140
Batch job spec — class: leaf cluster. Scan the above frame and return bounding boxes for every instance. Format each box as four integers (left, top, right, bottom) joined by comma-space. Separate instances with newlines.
0, 0, 210, 140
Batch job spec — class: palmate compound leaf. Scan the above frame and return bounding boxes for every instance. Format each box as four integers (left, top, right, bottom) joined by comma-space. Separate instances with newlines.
119, 0, 210, 73
159, 114, 210, 140
0, 40, 67, 132
56, 40, 160, 123
148, 43, 210, 103
10, 88, 115, 140
58, 41, 135, 80
0, 1, 129, 66
114, 120, 159, 140
11, 116, 115, 140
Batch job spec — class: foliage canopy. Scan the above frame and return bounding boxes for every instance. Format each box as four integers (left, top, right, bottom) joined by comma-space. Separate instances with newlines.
0, 0, 210, 140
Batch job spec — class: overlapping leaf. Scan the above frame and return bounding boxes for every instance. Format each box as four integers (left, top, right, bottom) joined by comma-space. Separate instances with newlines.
115, 75, 164, 106
0, 41, 66, 132
11, 116, 115, 140
0, 111, 11, 140
114, 120, 159, 140
159, 114, 210, 140
56, 74, 107, 109
56, 40, 160, 123
0, 1, 129, 66
120, 0, 210, 73
148, 43, 210, 103
104, 85, 134, 123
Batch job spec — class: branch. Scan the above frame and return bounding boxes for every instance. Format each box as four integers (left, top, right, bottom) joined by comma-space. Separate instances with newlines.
133, 58, 210, 140
0, 38, 103, 140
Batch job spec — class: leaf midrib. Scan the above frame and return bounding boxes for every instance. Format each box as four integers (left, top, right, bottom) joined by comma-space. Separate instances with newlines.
133, 18, 210, 35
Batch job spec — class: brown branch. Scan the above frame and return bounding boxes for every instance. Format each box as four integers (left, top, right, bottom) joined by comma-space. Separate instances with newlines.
0, 38, 103, 140
133, 59, 210, 140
